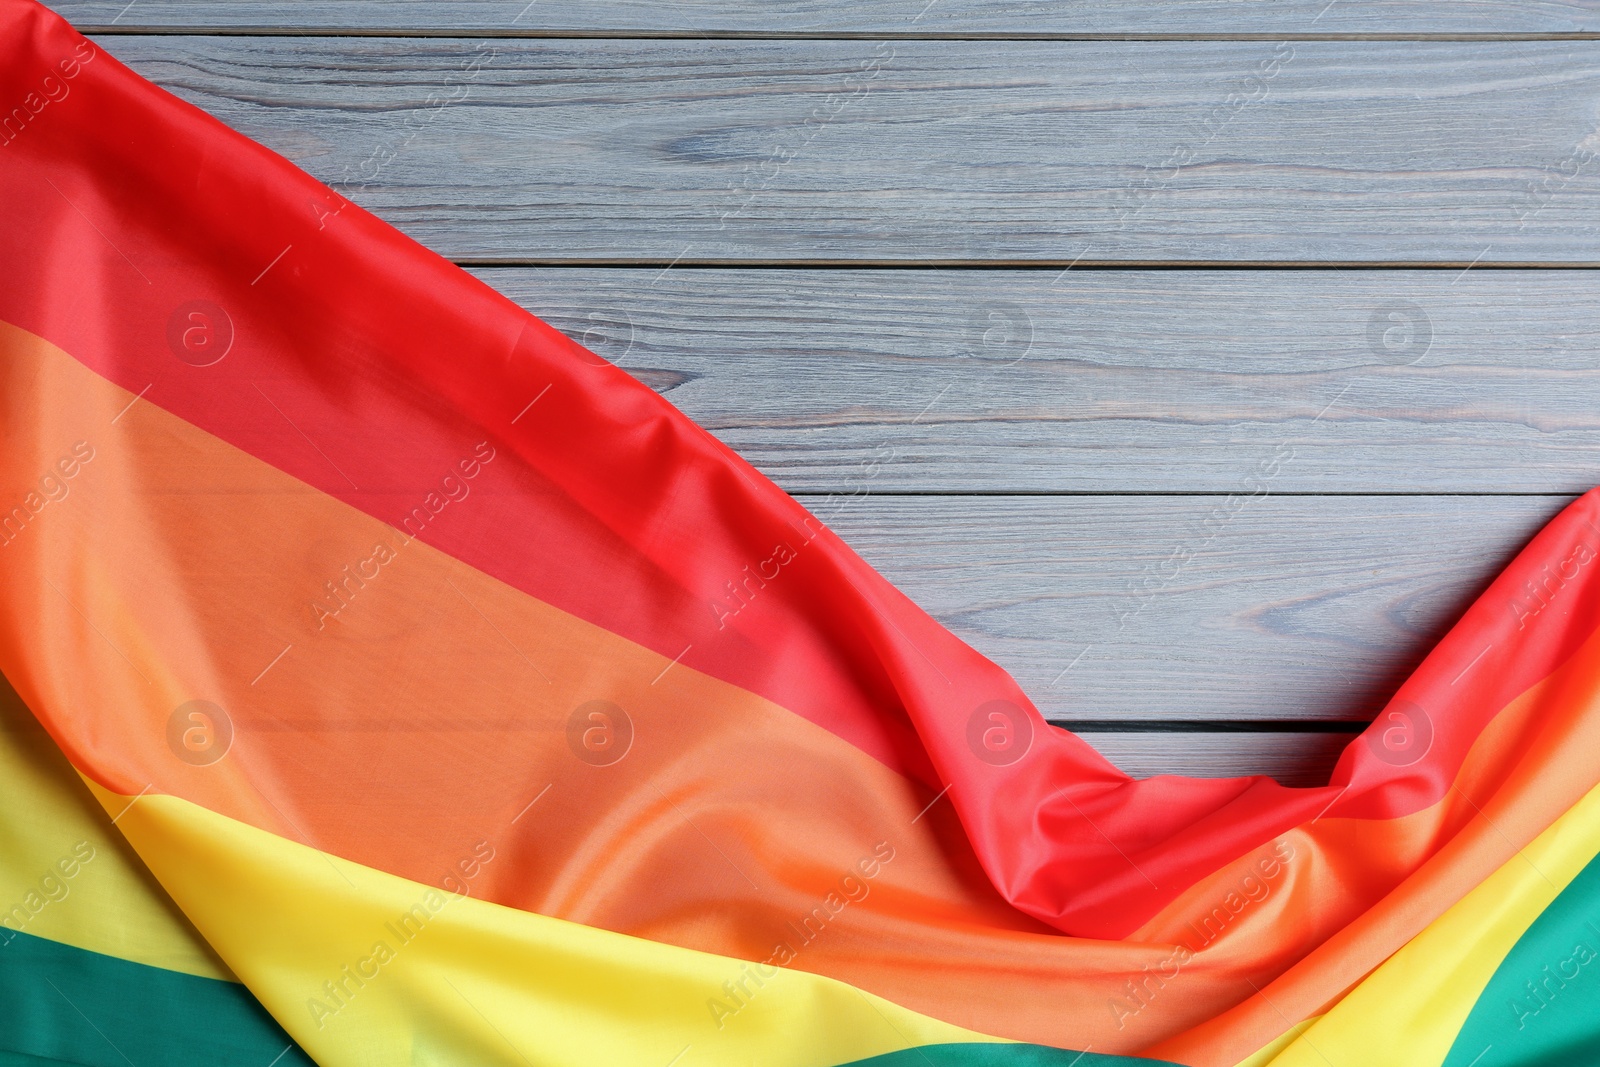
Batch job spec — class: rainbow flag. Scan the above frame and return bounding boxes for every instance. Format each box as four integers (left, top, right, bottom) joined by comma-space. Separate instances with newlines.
4, 3, 1600, 1063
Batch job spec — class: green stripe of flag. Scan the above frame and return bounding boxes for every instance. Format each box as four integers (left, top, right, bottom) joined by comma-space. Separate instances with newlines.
0, 928, 313, 1067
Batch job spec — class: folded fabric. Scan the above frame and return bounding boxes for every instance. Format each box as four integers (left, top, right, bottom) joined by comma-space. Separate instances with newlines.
3, 3, 1599, 1064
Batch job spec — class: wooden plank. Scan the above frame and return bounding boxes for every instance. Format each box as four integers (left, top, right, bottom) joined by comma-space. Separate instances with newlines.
1081, 731, 1351, 787
486, 267, 1600, 494
46, 0, 1600, 36
86, 36, 1600, 264
825, 494, 1569, 722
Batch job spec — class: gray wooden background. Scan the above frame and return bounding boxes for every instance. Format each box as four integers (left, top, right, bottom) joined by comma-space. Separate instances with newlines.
48, 0, 1600, 785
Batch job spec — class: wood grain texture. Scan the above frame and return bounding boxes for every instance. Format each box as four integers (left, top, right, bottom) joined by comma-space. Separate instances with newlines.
827, 494, 1569, 722
487, 267, 1600, 493
1081, 731, 1351, 787
85, 36, 1600, 264
46, 0, 1600, 36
